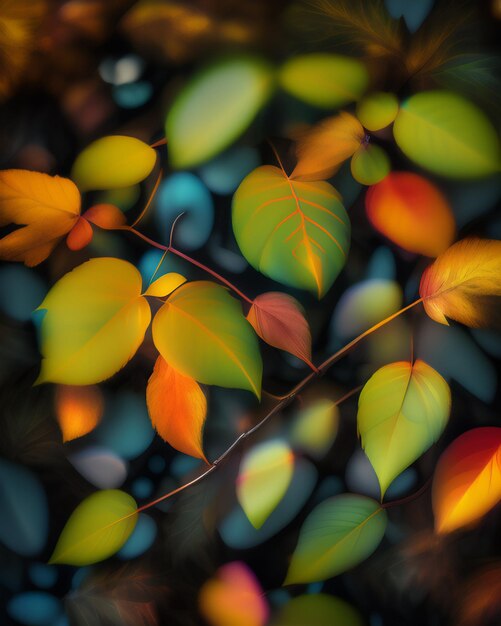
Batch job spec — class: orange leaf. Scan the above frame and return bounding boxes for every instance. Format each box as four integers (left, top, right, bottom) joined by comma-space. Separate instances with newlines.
419, 238, 501, 328
66, 218, 93, 251
366, 172, 456, 257
247, 292, 313, 366
146, 355, 208, 462
0, 170, 81, 265
56, 385, 104, 442
83, 204, 127, 229
291, 112, 364, 182
433, 427, 501, 534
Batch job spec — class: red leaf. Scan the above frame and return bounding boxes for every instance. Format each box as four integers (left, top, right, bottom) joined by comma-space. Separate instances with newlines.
66, 217, 93, 251
247, 292, 313, 367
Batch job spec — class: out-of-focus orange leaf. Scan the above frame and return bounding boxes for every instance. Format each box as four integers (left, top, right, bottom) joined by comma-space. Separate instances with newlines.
83, 204, 127, 229
291, 112, 364, 182
433, 427, 501, 534
247, 292, 313, 366
56, 384, 104, 442
146, 356, 208, 462
366, 172, 456, 257
419, 238, 501, 328
199, 561, 269, 626
0, 170, 81, 265
456, 564, 501, 626
66, 217, 93, 251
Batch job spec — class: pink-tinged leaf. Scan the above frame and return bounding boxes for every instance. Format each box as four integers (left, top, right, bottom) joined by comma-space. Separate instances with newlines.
199, 561, 269, 626
247, 292, 313, 366
66, 218, 93, 251
83, 203, 127, 229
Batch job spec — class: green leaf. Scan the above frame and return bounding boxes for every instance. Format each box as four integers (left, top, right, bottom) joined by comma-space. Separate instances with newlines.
36, 258, 151, 385
232, 166, 350, 298
279, 54, 369, 109
393, 91, 500, 178
49, 490, 137, 565
71, 136, 157, 191
350, 143, 390, 185
237, 440, 294, 529
284, 494, 387, 584
356, 92, 399, 131
290, 399, 339, 460
358, 359, 451, 497
152, 281, 262, 396
272, 594, 364, 626
166, 56, 274, 168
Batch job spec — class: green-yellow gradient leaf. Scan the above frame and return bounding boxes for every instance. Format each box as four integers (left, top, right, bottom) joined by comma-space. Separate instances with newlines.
358, 359, 451, 497
350, 143, 390, 186
279, 54, 369, 109
71, 136, 157, 192
290, 399, 339, 460
36, 258, 151, 385
284, 494, 387, 584
166, 57, 274, 168
272, 594, 364, 626
49, 489, 137, 566
393, 91, 500, 179
237, 440, 294, 529
232, 166, 350, 298
152, 281, 262, 396
356, 92, 399, 131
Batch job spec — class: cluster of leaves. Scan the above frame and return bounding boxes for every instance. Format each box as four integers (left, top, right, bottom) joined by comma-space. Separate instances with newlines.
1, 1, 501, 623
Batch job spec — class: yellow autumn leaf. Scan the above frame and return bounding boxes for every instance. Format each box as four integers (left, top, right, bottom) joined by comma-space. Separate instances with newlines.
36, 258, 151, 385
0, 170, 81, 266
146, 356, 208, 461
419, 238, 501, 328
143, 272, 186, 297
291, 112, 365, 182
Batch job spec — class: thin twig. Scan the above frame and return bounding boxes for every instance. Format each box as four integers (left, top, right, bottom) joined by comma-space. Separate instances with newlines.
382, 477, 432, 510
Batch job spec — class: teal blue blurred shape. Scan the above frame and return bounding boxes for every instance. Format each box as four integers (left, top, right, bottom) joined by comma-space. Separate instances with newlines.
385, 0, 434, 32
0, 266, 45, 322
366, 246, 396, 280
131, 477, 154, 499
118, 514, 157, 559
198, 146, 260, 195
113, 81, 153, 109
28, 563, 58, 589
7, 592, 62, 626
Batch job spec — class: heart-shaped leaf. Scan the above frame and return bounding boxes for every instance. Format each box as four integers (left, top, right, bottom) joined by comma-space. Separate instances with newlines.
350, 143, 390, 186
152, 281, 262, 396
358, 359, 451, 497
0, 170, 80, 266
36, 258, 151, 384
285, 494, 387, 584
433, 427, 501, 534
146, 356, 207, 461
419, 238, 501, 328
233, 166, 350, 298
49, 489, 137, 566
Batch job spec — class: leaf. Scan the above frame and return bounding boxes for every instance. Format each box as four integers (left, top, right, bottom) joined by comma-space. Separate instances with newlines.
393, 91, 500, 178
146, 356, 207, 461
366, 172, 456, 257
36, 258, 151, 385
237, 440, 294, 529
246, 292, 312, 365
272, 594, 364, 626
66, 217, 94, 251
143, 272, 186, 297
419, 238, 501, 328
432, 427, 501, 534
83, 204, 127, 229
166, 56, 273, 168
291, 112, 365, 182
55, 385, 104, 442
71, 135, 157, 191
358, 359, 451, 497
350, 143, 390, 186
279, 54, 369, 109
0, 170, 80, 266
290, 399, 339, 460
152, 281, 262, 396
199, 562, 269, 626
232, 166, 350, 298
356, 91, 399, 130
49, 489, 137, 566
284, 494, 387, 584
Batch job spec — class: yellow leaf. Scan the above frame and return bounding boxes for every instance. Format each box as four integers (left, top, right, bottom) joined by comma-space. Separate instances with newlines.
36, 258, 151, 385
0, 170, 80, 266
419, 238, 501, 328
55, 384, 104, 442
143, 272, 186, 297
146, 356, 208, 461
291, 112, 365, 182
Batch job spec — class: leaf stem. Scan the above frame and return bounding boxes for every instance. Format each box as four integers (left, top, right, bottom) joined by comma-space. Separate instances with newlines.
381, 477, 432, 510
